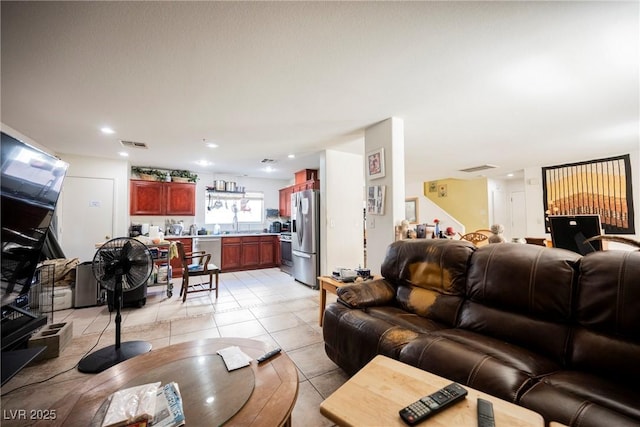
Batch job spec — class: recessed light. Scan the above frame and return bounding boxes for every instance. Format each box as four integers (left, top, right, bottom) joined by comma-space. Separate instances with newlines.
507, 173, 514, 177
101, 127, 115, 134
288, 154, 295, 159
206, 143, 218, 148
265, 166, 274, 173
118, 151, 129, 157
196, 160, 212, 167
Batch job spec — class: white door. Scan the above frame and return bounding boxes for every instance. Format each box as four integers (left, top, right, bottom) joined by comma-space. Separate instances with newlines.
509, 191, 527, 241
491, 189, 508, 231
59, 177, 114, 261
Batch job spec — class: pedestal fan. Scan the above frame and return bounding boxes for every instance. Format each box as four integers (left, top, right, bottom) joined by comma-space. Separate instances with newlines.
78, 238, 153, 373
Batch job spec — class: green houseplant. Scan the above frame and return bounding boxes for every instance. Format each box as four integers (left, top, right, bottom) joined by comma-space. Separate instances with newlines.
132, 166, 167, 181
170, 169, 198, 183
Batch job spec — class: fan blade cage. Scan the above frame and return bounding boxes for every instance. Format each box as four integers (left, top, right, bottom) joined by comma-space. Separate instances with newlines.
92, 238, 153, 291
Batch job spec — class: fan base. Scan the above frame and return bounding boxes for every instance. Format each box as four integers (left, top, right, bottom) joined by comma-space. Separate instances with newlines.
77, 341, 152, 373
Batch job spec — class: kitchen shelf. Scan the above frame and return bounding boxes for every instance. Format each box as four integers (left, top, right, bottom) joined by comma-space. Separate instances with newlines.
206, 188, 246, 195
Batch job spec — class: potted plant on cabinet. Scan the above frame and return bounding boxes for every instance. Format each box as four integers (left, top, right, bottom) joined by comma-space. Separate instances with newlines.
132, 167, 168, 181
170, 170, 198, 183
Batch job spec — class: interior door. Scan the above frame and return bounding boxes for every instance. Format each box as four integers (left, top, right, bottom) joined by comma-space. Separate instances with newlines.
510, 191, 527, 241
59, 177, 114, 261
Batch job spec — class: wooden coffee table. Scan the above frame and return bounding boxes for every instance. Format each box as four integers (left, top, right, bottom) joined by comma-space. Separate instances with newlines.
321, 355, 544, 426
37, 338, 298, 427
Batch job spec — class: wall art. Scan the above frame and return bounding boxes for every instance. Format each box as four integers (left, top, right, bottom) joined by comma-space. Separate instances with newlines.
542, 154, 635, 234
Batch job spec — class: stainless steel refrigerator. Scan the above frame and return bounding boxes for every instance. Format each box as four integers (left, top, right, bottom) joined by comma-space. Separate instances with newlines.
291, 189, 319, 288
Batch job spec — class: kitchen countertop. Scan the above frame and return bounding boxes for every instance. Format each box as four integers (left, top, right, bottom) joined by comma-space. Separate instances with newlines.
165, 233, 280, 239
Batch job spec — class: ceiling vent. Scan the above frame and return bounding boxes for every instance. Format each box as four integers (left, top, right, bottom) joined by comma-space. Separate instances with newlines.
120, 140, 148, 149
458, 164, 498, 173
261, 159, 276, 164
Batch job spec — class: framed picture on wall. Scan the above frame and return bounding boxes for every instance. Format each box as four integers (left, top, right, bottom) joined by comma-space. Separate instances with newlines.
367, 185, 386, 215
367, 148, 385, 180
405, 198, 419, 224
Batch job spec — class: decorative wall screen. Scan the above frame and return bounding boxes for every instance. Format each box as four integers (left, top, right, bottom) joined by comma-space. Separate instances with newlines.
542, 154, 635, 234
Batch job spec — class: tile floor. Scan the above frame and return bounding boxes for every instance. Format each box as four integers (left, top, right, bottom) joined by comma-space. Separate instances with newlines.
1, 268, 348, 426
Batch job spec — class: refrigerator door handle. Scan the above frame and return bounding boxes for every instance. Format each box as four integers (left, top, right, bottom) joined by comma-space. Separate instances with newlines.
296, 196, 304, 245
292, 250, 311, 259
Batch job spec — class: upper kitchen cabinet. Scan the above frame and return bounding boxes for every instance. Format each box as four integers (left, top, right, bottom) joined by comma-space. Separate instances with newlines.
279, 169, 319, 217
165, 182, 196, 215
279, 186, 293, 217
130, 180, 195, 216
295, 169, 318, 184
130, 180, 164, 215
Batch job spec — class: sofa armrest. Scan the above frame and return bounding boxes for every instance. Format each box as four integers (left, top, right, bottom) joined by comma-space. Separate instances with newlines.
337, 278, 396, 308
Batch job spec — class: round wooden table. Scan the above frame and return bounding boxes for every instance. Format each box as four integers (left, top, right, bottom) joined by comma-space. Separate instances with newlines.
37, 338, 298, 427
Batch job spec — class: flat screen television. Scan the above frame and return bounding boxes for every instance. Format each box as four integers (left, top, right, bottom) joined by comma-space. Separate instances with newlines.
1, 131, 68, 307
549, 215, 603, 255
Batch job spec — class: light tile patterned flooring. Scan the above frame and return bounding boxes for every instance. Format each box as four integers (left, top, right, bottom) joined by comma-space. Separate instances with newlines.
1, 268, 348, 426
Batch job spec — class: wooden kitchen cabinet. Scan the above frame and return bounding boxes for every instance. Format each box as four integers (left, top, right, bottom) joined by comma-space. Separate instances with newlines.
279, 169, 320, 217
130, 180, 195, 216
221, 237, 242, 271
130, 180, 165, 215
295, 169, 318, 184
279, 186, 293, 217
221, 235, 278, 272
259, 236, 276, 266
241, 236, 260, 267
166, 182, 196, 215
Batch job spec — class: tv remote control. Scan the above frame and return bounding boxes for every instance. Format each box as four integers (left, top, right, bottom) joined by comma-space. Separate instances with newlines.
399, 382, 468, 425
477, 398, 495, 427
256, 347, 282, 363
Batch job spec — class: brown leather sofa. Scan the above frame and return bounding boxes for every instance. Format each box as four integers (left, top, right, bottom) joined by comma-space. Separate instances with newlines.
323, 239, 640, 426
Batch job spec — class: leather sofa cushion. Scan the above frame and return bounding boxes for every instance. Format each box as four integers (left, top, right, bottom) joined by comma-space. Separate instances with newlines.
381, 239, 475, 325
570, 327, 640, 384
458, 300, 571, 364
399, 329, 561, 402
571, 250, 640, 382
460, 243, 580, 363
520, 372, 640, 427
575, 250, 640, 339
467, 243, 580, 322
323, 302, 445, 375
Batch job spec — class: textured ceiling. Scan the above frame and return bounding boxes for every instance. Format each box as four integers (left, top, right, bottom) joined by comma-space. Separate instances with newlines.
1, 1, 638, 181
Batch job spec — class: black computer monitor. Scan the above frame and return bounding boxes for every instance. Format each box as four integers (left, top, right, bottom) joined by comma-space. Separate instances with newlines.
549, 215, 603, 255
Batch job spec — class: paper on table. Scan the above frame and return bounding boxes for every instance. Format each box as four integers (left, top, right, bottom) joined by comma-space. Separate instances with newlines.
216, 346, 252, 371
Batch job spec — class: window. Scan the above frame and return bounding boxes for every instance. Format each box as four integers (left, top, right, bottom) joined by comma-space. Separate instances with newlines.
204, 191, 264, 225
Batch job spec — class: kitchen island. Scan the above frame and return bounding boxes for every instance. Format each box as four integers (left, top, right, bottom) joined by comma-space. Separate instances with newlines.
165, 233, 280, 274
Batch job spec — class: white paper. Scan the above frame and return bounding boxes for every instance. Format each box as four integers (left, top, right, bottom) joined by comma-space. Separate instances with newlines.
217, 346, 252, 371
301, 198, 309, 215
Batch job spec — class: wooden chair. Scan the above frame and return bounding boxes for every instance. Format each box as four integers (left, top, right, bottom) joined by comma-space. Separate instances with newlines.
175, 241, 219, 302
459, 232, 490, 247
475, 229, 493, 238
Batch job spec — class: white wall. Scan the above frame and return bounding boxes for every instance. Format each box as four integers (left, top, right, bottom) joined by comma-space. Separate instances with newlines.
364, 118, 405, 274
321, 149, 365, 276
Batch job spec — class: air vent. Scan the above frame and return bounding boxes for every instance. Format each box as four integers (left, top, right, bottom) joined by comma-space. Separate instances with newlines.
458, 164, 498, 173
261, 159, 276, 164
120, 140, 148, 149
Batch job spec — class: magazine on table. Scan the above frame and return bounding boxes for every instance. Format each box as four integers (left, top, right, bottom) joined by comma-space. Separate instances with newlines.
100, 382, 185, 427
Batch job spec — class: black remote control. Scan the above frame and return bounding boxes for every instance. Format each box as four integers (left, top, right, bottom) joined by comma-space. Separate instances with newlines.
399, 382, 468, 425
477, 398, 495, 427
256, 347, 282, 363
